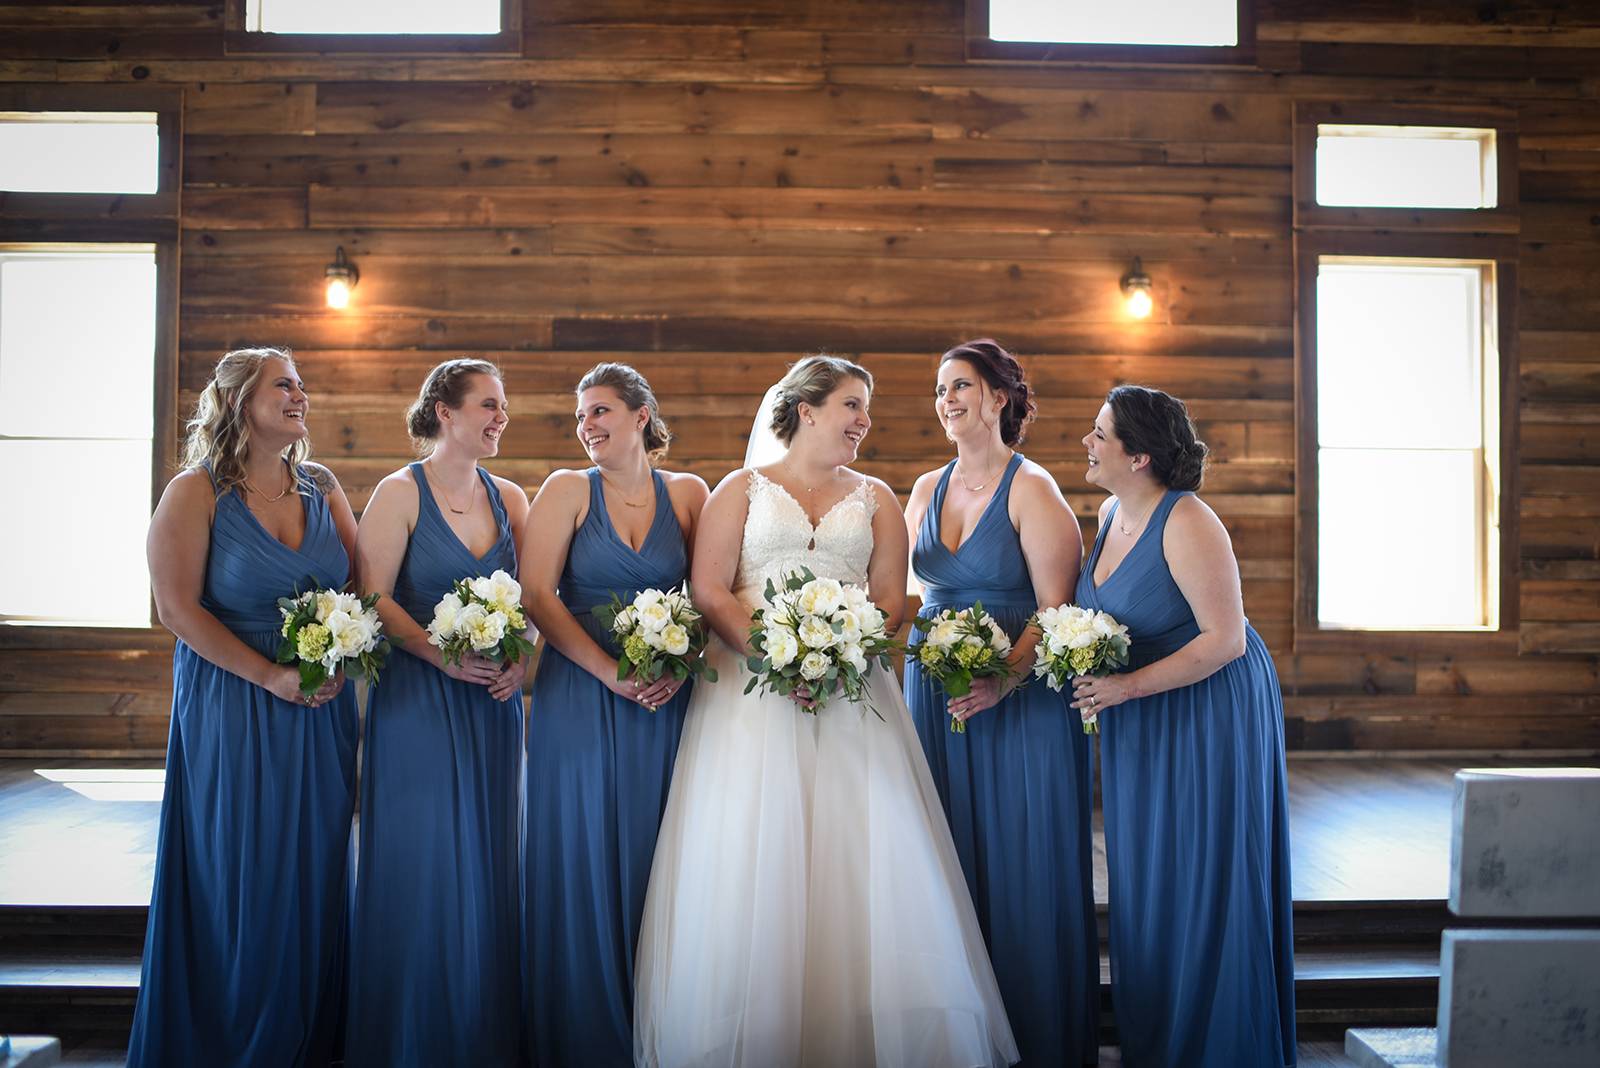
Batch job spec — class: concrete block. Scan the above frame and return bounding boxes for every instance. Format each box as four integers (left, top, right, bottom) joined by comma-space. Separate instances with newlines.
1438, 929, 1600, 1068
1449, 768, 1600, 918
1345, 1027, 1438, 1068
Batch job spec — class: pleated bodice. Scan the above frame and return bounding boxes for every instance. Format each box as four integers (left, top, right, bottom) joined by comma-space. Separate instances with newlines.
392, 461, 516, 623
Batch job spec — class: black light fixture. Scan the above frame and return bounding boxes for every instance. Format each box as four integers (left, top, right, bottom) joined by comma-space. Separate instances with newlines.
324, 246, 359, 309
1121, 256, 1153, 319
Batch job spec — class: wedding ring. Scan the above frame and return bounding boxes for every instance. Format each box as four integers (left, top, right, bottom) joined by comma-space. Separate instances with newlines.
1089, 696, 1097, 708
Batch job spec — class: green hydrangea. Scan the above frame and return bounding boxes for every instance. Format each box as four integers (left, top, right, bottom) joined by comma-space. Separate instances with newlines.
624, 634, 651, 664
296, 623, 331, 663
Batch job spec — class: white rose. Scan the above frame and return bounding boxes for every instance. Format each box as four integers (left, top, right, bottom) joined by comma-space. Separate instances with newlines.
766, 626, 799, 670
989, 627, 1012, 655
661, 622, 691, 656
859, 607, 887, 638
797, 578, 845, 618
314, 590, 339, 623
428, 592, 465, 643
642, 628, 666, 650
612, 606, 637, 634
799, 651, 830, 681
798, 615, 838, 651
926, 620, 961, 649
840, 642, 868, 672
843, 584, 870, 611
636, 600, 673, 633
1067, 628, 1097, 650
633, 588, 664, 610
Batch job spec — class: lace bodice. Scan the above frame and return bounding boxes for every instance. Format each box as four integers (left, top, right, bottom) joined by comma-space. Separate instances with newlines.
735, 471, 878, 610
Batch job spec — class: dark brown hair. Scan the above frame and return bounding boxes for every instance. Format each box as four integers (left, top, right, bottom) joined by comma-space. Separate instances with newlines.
405, 358, 502, 454
577, 362, 673, 464
939, 339, 1037, 447
1106, 384, 1208, 491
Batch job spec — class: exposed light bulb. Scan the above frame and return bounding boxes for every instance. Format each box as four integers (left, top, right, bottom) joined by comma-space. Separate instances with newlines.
1125, 287, 1153, 319
325, 276, 352, 309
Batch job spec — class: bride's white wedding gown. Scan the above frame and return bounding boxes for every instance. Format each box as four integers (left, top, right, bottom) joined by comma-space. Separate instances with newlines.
634, 471, 1018, 1068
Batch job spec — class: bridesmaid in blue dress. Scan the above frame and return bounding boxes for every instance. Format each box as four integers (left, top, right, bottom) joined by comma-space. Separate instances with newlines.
521, 362, 709, 1067
1072, 385, 1296, 1067
130, 348, 359, 1067
903, 340, 1099, 1066
345, 359, 530, 1066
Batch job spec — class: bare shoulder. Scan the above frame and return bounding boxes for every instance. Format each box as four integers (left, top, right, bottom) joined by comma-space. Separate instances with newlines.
534, 467, 591, 502
1095, 494, 1116, 525
907, 467, 943, 506
299, 460, 340, 496
157, 467, 218, 517
490, 474, 530, 509
1011, 458, 1067, 503
660, 468, 711, 506
1165, 493, 1233, 551
714, 467, 759, 496
372, 466, 421, 503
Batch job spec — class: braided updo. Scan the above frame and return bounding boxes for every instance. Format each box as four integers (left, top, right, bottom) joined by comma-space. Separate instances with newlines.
769, 355, 874, 444
405, 358, 502, 454
939, 339, 1037, 447
1106, 384, 1208, 491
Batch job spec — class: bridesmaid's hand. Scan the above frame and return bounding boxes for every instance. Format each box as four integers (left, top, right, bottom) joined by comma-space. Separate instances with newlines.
635, 675, 684, 712
605, 670, 660, 711
314, 670, 346, 706
1071, 674, 1135, 724
443, 652, 503, 688
948, 675, 1007, 725
265, 665, 341, 708
488, 658, 527, 702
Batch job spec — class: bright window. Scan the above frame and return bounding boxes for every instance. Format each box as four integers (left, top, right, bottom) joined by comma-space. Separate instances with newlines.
1315, 260, 1498, 630
0, 113, 159, 195
0, 248, 158, 626
1316, 125, 1497, 209
245, 0, 502, 34
989, 0, 1238, 46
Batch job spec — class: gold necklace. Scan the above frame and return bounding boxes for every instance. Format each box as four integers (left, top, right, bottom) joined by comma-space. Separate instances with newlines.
245, 463, 293, 503
954, 450, 1012, 493
1117, 497, 1157, 538
600, 471, 652, 508
427, 461, 477, 516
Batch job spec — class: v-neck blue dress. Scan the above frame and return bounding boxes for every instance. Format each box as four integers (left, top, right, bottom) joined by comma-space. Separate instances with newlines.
905, 453, 1100, 1067
523, 467, 692, 1067
128, 466, 359, 1068
344, 463, 524, 1067
1076, 490, 1296, 1067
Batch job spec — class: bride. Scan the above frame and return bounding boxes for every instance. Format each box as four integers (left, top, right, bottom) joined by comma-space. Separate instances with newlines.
634, 356, 1018, 1068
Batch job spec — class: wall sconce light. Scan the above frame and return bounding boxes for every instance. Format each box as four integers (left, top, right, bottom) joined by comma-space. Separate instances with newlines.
324, 246, 359, 309
1121, 256, 1153, 320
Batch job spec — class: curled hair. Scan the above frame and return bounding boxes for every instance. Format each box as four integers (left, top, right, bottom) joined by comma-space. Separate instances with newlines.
939, 338, 1037, 447
577, 362, 673, 464
769, 355, 874, 445
1106, 384, 1208, 491
405, 358, 503, 455
182, 347, 310, 497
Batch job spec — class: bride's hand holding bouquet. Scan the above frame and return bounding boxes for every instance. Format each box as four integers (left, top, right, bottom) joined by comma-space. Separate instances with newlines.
744, 567, 896, 715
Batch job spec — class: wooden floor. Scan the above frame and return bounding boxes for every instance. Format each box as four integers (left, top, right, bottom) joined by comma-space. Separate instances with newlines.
4, 754, 1593, 908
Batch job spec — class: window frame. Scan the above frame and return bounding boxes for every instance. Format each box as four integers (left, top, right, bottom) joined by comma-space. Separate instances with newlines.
223, 0, 522, 55
1292, 101, 1521, 655
965, 0, 1255, 66
0, 86, 181, 639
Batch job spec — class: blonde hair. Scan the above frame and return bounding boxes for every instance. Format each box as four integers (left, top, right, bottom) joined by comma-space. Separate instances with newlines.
404, 358, 503, 455
182, 347, 310, 496
769, 355, 873, 444
577, 362, 672, 465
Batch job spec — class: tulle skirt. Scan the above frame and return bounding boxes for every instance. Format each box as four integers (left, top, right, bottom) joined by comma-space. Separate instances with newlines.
634, 638, 1018, 1068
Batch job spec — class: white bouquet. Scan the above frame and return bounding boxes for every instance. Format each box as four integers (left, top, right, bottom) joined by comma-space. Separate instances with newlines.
593, 584, 717, 694
276, 588, 389, 697
911, 604, 1016, 734
1031, 604, 1131, 734
743, 567, 895, 715
426, 569, 537, 667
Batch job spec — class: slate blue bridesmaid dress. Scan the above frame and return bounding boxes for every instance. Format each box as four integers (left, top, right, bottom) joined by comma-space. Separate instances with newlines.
344, 463, 524, 1066
524, 467, 692, 1067
1076, 489, 1296, 1067
127, 467, 359, 1068
905, 453, 1101, 1066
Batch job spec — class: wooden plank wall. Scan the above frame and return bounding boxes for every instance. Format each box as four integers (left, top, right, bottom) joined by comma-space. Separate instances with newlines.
2, 0, 1597, 755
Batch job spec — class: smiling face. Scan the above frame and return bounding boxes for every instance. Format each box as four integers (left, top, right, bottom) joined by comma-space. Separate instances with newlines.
934, 357, 1005, 445
575, 384, 647, 465
1082, 401, 1140, 489
437, 372, 509, 460
243, 356, 309, 446
795, 376, 872, 465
